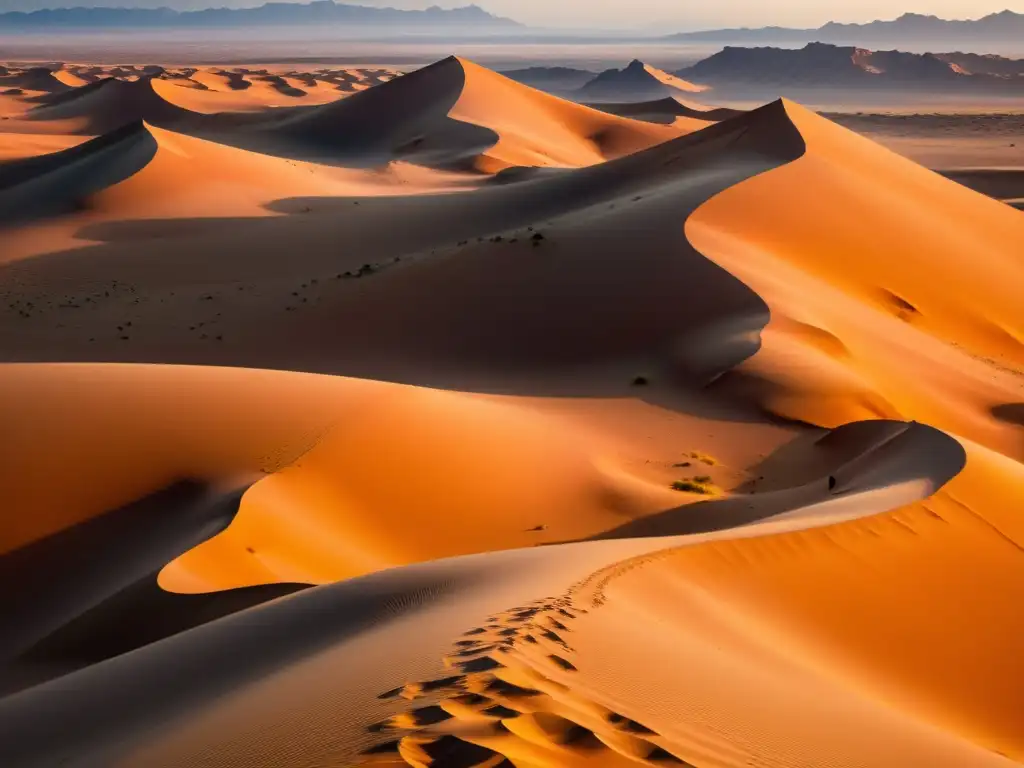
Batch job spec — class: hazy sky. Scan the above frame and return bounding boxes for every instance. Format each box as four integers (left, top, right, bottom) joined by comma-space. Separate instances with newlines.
4, 0, 1023, 30
469, 1, 1023, 29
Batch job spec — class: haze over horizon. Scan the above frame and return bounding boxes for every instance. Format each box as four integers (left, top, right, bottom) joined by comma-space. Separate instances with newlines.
2, 0, 1022, 30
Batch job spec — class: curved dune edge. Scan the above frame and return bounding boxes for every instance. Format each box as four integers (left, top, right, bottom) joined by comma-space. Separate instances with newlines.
1, 120, 469, 226
0, 121, 158, 224
1, 440, 1018, 767
0, 103, 810, 555
159, 417, 962, 594
687, 100, 1024, 456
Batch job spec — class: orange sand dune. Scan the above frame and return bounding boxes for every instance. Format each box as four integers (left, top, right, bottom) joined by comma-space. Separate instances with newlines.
0, 67, 70, 95
153, 72, 346, 114
51, 69, 89, 89
0, 361, 795, 581
0, 120, 471, 257
0, 54, 1023, 768
0, 101, 801, 375
266, 56, 692, 170
688, 100, 1024, 455
2, 454, 1017, 766
24, 76, 190, 134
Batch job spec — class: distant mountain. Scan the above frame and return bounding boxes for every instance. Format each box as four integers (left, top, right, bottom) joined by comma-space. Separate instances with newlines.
0, 1, 522, 29
678, 43, 1024, 92
668, 10, 1024, 47
577, 60, 706, 103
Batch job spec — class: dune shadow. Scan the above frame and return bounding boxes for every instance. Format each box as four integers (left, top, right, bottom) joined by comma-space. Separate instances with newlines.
0, 101, 809, 426
0, 477, 307, 695
993, 403, 1024, 427
581, 420, 967, 542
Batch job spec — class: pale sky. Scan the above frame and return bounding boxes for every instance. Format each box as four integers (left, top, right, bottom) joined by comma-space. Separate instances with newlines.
4, 0, 1023, 30
472, 0, 1024, 29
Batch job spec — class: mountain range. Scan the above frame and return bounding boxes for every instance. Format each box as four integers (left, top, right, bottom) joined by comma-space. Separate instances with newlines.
677, 43, 1024, 92
0, 1, 520, 29
669, 11, 1024, 47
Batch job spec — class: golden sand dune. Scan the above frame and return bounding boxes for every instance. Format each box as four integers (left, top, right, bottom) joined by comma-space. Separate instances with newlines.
688, 100, 1024, 447
0, 99, 800, 374
0, 66, 70, 95
0, 121, 465, 226
156, 69, 384, 113
0, 54, 1022, 767
259, 56, 690, 171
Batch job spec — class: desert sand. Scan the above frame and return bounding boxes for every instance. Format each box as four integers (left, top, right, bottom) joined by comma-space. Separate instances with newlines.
0, 56, 1022, 768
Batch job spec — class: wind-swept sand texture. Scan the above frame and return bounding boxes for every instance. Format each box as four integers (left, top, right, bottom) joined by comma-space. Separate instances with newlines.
1, 55, 1023, 767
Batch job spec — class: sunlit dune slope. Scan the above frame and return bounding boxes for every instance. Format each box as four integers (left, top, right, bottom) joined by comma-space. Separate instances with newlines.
164, 416, 964, 593
151, 73, 345, 114
0, 363, 678, 562
2, 427, 1013, 768
50, 69, 89, 89
629, 437, 1024, 762
159, 382, 682, 592
267, 56, 691, 170
688, 99, 1024, 452
0, 121, 462, 225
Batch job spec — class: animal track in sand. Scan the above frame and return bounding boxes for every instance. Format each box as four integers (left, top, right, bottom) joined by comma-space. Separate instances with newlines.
360, 585, 695, 766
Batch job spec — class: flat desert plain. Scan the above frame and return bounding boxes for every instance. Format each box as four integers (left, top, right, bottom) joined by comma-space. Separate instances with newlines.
0, 58, 1022, 768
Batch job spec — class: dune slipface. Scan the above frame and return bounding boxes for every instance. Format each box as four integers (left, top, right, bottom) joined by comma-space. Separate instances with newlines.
0, 55, 1022, 768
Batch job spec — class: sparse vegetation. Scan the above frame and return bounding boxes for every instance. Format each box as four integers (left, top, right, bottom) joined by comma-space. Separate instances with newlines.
671, 479, 716, 495
690, 451, 717, 466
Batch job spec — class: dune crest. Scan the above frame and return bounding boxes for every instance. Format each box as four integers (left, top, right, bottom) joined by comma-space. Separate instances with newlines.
267, 56, 690, 170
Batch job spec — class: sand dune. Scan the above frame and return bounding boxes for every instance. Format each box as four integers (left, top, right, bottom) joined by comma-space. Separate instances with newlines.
688, 100, 1024, 450
0, 99, 801, 380
0, 53, 1022, 767
2, 444, 1016, 766
0, 67, 69, 95
264, 56, 689, 170
154, 71, 353, 114
25, 76, 191, 134
0, 120, 157, 223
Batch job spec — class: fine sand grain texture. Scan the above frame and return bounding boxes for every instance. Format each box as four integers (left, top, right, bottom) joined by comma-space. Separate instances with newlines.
0, 55, 1022, 768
